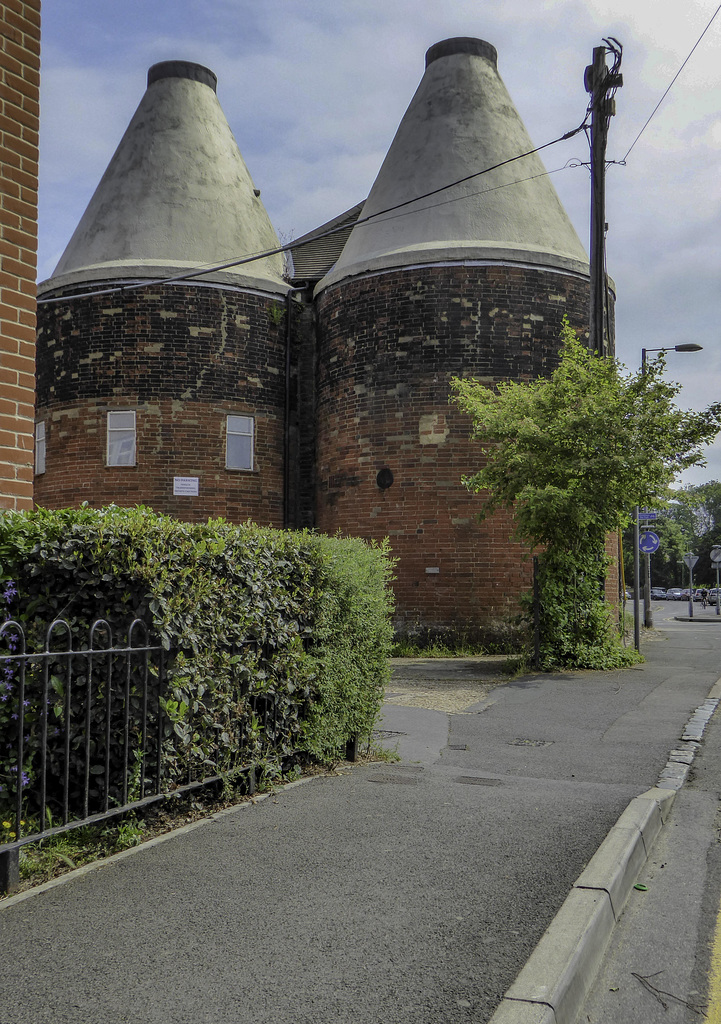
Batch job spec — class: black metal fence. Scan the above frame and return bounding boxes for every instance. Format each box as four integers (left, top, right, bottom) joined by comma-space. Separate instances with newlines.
0, 618, 255, 894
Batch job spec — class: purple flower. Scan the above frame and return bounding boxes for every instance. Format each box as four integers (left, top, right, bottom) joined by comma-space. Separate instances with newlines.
21, 772, 29, 786
3, 582, 17, 602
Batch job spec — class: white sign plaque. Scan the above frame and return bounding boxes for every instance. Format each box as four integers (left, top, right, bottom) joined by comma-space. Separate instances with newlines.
173, 476, 199, 496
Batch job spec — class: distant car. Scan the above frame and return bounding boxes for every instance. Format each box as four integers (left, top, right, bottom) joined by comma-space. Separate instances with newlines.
651, 587, 667, 599
666, 588, 683, 601
709, 588, 719, 605
624, 588, 632, 600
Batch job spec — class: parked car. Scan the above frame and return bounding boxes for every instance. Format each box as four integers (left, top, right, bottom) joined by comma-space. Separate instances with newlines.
709, 588, 719, 605
666, 588, 683, 601
651, 587, 667, 599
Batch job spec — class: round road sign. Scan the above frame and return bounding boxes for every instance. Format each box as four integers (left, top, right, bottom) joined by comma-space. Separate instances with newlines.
639, 531, 660, 554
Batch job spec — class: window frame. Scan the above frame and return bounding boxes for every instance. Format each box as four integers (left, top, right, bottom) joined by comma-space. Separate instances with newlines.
106, 410, 137, 467
34, 420, 46, 476
225, 414, 255, 472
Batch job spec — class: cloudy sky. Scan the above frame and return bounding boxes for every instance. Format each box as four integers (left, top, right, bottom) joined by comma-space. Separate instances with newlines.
38, 0, 721, 487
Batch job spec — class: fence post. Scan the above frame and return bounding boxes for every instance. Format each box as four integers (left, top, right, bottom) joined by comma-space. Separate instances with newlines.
0, 846, 19, 895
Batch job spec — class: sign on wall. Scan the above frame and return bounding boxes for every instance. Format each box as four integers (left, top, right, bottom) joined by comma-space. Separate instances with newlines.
173, 476, 199, 496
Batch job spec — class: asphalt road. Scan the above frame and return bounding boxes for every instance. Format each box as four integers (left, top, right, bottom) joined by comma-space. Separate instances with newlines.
1, 609, 719, 1024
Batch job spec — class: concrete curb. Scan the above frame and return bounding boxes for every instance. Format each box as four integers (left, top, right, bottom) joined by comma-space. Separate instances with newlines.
488, 677, 721, 1024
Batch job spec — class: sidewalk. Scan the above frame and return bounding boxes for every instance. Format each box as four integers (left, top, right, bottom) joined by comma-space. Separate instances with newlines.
1, 623, 720, 1024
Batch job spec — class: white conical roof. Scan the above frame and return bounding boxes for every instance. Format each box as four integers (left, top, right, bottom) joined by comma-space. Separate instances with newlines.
40, 61, 287, 295
319, 38, 588, 291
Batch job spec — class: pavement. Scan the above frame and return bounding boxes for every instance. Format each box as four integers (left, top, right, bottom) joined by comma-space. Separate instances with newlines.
1, 609, 721, 1024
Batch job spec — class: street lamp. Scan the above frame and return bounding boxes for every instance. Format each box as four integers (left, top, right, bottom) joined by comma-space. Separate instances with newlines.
633, 343, 704, 650
641, 343, 703, 371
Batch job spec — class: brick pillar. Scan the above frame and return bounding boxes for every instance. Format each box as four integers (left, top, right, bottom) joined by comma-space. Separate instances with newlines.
0, 1, 40, 510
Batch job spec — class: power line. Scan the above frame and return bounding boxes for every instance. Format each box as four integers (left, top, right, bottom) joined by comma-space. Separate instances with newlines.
38, 117, 592, 305
620, 3, 721, 163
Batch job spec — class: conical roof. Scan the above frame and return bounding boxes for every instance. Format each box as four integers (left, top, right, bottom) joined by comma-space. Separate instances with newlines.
39, 61, 287, 296
319, 38, 588, 292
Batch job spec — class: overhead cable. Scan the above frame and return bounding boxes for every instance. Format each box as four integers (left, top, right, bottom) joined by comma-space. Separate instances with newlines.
620, 3, 721, 163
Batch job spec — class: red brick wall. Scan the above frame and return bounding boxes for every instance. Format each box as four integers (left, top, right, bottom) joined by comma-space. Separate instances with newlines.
0, 0, 40, 510
315, 263, 594, 633
35, 283, 287, 525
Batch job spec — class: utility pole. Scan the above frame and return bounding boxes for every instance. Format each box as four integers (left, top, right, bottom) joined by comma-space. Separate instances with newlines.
585, 41, 622, 356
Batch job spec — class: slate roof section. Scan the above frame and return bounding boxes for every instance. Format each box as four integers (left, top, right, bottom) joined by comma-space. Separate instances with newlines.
288, 202, 365, 283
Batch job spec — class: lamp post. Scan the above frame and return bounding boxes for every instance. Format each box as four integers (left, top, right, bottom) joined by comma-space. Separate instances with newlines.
641, 344, 703, 371
634, 344, 703, 645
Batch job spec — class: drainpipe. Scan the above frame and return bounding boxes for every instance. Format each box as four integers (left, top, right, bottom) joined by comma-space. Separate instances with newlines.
283, 284, 310, 530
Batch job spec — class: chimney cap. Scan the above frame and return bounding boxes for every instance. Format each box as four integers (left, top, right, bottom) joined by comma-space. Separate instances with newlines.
425, 37, 497, 68
147, 60, 217, 92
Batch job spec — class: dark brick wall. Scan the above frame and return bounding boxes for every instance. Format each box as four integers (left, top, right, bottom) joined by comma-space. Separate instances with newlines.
315, 263, 598, 632
35, 282, 287, 524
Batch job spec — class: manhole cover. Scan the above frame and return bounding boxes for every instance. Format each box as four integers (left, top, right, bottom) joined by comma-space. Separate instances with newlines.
448, 743, 468, 751
367, 765, 423, 785
367, 774, 419, 785
374, 729, 407, 737
508, 738, 553, 747
454, 776, 503, 786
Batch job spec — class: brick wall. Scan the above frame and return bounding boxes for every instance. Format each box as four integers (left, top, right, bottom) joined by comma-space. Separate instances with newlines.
35, 283, 288, 525
315, 263, 597, 633
0, 1, 40, 510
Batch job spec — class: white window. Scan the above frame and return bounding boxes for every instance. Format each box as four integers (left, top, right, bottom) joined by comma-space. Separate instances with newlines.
107, 410, 136, 466
226, 415, 254, 471
34, 421, 46, 475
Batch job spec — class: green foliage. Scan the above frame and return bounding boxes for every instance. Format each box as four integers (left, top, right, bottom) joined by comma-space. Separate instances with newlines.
0, 507, 395, 822
620, 481, 721, 591
661, 481, 721, 587
451, 319, 721, 669
300, 534, 395, 759
267, 302, 286, 326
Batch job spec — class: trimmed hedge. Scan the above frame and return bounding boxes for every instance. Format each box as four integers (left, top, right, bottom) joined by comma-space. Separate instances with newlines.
0, 506, 394, 819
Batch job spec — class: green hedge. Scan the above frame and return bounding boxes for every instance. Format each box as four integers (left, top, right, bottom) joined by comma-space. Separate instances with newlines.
0, 506, 394, 819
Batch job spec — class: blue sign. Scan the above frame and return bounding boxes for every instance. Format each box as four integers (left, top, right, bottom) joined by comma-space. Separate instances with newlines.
638, 512, 658, 521
639, 531, 660, 554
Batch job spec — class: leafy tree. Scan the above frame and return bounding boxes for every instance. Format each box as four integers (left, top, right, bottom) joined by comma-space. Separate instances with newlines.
621, 514, 688, 591
451, 319, 721, 669
660, 481, 721, 586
